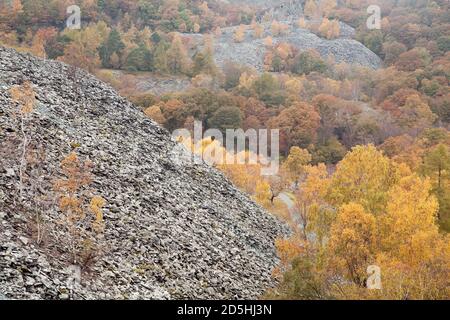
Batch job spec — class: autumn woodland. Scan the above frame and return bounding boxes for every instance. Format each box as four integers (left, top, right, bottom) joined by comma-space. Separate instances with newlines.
0, 0, 449, 300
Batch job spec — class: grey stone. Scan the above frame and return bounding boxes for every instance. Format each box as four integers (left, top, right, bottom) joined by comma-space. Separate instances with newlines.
0, 46, 289, 300
19, 237, 29, 245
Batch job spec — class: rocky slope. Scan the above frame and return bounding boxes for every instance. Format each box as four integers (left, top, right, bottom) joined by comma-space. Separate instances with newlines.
226, 0, 313, 23
140, 22, 378, 96
211, 1, 381, 71
125, 1, 379, 96
0, 47, 288, 299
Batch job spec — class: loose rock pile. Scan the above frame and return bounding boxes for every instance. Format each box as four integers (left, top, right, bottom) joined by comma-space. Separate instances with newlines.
0, 47, 288, 300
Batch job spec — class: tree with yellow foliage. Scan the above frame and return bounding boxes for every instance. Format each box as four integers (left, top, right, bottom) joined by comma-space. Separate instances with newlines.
304, 0, 318, 18
54, 152, 106, 266
254, 180, 272, 209
297, 17, 307, 29
275, 42, 292, 60
320, 0, 337, 17
273, 145, 450, 299
299, 164, 334, 244
328, 203, 377, 287
193, 23, 201, 33
166, 33, 192, 75
60, 24, 103, 72
327, 145, 396, 215
252, 23, 264, 39
421, 143, 450, 230
273, 236, 305, 277
378, 174, 439, 264
10, 0, 23, 22
271, 20, 281, 36
234, 24, 246, 43
271, 20, 289, 37
319, 17, 340, 39
283, 146, 311, 187
374, 245, 450, 299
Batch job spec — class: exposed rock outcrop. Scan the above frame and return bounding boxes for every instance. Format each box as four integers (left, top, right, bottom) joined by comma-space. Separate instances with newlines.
0, 47, 288, 300
211, 23, 380, 71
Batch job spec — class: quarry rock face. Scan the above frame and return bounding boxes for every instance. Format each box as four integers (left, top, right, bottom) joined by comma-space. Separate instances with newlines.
210, 22, 381, 72
196, 1, 382, 72
0, 47, 288, 299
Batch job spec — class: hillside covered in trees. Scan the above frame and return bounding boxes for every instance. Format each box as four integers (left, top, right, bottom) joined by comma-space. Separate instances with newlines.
1, 0, 449, 300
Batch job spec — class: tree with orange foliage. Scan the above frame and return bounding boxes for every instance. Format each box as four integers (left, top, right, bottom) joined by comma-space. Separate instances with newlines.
269, 101, 321, 152
10, 0, 23, 22
271, 20, 289, 37
395, 47, 432, 72
144, 105, 167, 125
264, 36, 273, 48
381, 89, 437, 135
166, 33, 192, 75
214, 26, 222, 37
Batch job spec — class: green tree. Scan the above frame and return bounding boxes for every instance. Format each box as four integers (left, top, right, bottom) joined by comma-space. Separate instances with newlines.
99, 29, 125, 68
207, 106, 242, 133
125, 44, 153, 71
358, 30, 384, 56
421, 144, 450, 231
437, 36, 450, 53
311, 137, 347, 164
291, 51, 327, 75
251, 73, 286, 106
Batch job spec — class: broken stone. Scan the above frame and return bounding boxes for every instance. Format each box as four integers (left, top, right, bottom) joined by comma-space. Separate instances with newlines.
0, 46, 289, 300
